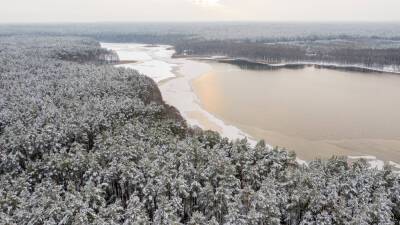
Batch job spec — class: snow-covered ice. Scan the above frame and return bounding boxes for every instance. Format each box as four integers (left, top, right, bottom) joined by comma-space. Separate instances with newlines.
101, 43, 176, 82
116, 60, 177, 83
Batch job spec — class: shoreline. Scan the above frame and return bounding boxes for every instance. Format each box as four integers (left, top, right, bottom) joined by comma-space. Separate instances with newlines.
101, 42, 259, 146
158, 57, 260, 146
174, 55, 400, 75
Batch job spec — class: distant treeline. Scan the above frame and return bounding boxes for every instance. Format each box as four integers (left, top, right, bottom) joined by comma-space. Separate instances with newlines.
2, 23, 400, 69
174, 40, 400, 69
327, 48, 400, 67
175, 41, 307, 63
2, 22, 400, 41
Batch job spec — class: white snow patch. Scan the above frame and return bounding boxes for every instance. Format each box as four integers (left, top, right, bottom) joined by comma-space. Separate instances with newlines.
348, 155, 378, 160
347, 155, 394, 171
296, 158, 308, 166
368, 160, 385, 170
101, 43, 178, 83
117, 50, 152, 61
117, 60, 177, 83
209, 55, 228, 59
153, 47, 175, 58
389, 161, 400, 174
389, 161, 400, 169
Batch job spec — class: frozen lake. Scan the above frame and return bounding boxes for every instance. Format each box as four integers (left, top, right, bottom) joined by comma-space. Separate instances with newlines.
102, 42, 400, 170
192, 62, 400, 164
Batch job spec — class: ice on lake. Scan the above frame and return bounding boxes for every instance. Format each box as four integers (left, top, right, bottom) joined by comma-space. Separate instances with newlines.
117, 60, 176, 82
101, 43, 177, 82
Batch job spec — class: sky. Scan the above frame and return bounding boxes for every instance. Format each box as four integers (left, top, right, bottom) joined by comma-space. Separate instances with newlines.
1, 0, 400, 23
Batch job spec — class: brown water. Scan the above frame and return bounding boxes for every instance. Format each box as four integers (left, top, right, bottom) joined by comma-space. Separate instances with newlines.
192, 63, 400, 161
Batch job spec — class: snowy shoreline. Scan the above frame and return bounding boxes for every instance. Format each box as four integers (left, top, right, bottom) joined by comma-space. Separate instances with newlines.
101, 43, 259, 145
176, 55, 400, 75
101, 43, 400, 172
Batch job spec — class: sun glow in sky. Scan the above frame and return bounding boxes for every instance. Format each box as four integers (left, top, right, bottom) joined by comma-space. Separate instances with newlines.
1, 0, 400, 23
191, 0, 221, 7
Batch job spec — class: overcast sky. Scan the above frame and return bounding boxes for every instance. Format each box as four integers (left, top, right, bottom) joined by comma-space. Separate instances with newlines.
1, 0, 400, 23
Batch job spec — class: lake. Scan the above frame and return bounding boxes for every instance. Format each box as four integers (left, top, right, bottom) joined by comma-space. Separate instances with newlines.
192, 62, 400, 161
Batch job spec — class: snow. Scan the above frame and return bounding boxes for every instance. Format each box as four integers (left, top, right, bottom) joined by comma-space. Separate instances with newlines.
389, 161, 400, 169
116, 50, 152, 61
101, 43, 177, 82
197, 108, 259, 146
153, 47, 175, 58
348, 155, 379, 160
368, 160, 385, 170
389, 161, 400, 174
348, 155, 388, 170
116, 60, 177, 83
158, 58, 260, 146
296, 158, 308, 166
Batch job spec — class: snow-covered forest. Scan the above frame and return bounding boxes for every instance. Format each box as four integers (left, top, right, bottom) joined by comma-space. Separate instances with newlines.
1, 36, 400, 224
2, 23, 400, 71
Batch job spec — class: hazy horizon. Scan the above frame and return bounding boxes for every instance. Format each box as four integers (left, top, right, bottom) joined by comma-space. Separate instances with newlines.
2, 0, 400, 23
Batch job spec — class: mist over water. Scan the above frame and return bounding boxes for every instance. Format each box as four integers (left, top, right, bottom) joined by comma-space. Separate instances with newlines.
193, 63, 400, 161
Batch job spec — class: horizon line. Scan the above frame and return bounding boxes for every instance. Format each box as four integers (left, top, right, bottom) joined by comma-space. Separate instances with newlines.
1, 20, 400, 25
